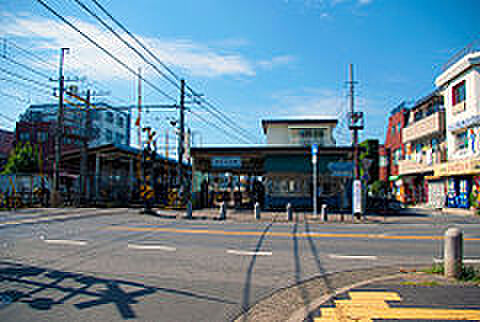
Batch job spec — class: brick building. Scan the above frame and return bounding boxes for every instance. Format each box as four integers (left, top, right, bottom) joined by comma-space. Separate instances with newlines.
384, 102, 410, 202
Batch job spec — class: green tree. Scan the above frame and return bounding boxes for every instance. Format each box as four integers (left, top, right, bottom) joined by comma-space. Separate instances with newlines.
2, 142, 40, 174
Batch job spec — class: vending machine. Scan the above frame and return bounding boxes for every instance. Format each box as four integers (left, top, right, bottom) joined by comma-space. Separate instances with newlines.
447, 178, 457, 208
457, 179, 470, 208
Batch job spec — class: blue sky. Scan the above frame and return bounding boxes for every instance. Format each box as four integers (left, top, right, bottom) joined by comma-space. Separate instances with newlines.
0, 0, 479, 151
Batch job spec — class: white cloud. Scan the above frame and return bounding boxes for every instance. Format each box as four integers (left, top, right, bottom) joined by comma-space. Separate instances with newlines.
0, 14, 293, 80
257, 55, 295, 70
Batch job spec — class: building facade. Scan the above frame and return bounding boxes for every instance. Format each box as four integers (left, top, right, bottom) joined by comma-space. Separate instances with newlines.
384, 103, 410, 202
191, 118, 354, 210
433, 50, 480, 208
0, 129, 14, 171
398, 92, 446, 206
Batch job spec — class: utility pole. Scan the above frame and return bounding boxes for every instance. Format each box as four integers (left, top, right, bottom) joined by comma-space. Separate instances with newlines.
52, 48, 69, 206
177, 79, 185, 201
80, 89, 91, 204
348, 64, 364, 220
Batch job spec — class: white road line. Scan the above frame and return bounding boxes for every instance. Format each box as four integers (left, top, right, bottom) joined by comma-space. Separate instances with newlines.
127, 244, 176, 251
44, 239, 87, 246
227, 250, 273, 256
433, 257, 480, 264
328, 254, 378, 260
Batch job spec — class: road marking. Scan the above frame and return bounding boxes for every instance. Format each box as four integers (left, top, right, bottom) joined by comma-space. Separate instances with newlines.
127, 244, 176, 251
434, 257, 480, 264
44, 239, 87, 246
314, 291, 480, 321
227, 250, 272, 256
328, 254, 377, 260
0, 209, 125, 227
107, 226, 480, 241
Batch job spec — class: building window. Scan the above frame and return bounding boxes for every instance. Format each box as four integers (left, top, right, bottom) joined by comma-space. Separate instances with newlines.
393, 148, 402, 165
106, 111, 114, 123
117, 116, 124, 128
452, 81, 466, 105
115, 133, 125, 144
37, 132, 48, 142
456, 131, 467, 150
19, 132, 30, 141
379, 155, 387, 167
105, 129, 113, 142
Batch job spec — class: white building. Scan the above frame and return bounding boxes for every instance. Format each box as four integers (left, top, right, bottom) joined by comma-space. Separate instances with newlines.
435, 51, 480, 161
261, 117, 337, 146
433, 50, 480, 208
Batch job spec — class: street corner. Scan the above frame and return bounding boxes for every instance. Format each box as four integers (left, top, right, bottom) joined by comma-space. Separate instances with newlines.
307, 277, 480, 322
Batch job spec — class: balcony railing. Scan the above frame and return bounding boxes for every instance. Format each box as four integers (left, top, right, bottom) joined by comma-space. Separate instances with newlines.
402, 111, 445, 143
398, 160, 434, 175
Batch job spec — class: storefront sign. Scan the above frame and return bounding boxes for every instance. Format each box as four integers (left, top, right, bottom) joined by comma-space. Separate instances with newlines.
448, 114, 480, 132
434, 158, 480, 177
328, 161, 354, 177
211, 157, 242, 168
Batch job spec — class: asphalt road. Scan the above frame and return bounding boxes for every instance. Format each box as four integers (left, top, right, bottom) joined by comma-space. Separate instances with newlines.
1, 208, 480, 321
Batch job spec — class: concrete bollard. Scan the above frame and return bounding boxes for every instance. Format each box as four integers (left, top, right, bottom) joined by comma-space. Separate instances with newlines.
254, 202, 261, 220
219, 202, 227, 220
444, 227, 463, 279
321, 204, 328, 222
287, 203, 293, 221
185, 201, 193, 219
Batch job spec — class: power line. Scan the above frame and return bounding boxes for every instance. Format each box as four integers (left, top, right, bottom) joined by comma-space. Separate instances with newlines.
83, 0, 258, 144
0, 78, 53, 96
74, 0, 180, 92
90, 0, 181, 85
1, 37, 57, 71
1, 55, 52, 80
0, 111, 16, 124
0, 90, 30, 103
0, 66, 55, 92
190, 110, 251, 144
35, 0, 177, 103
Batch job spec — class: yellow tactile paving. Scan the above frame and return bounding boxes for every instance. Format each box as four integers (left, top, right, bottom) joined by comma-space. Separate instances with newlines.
314, 290, 480, 321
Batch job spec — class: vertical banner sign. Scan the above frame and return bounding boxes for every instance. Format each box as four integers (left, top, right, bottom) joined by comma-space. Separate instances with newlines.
353, 179, 362, 214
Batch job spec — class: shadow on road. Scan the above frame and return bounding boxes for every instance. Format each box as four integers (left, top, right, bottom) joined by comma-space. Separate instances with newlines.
240, 216, 277, 321
292, 215, 312, 318
0, 260, 234, 320
303, 216, 333, 321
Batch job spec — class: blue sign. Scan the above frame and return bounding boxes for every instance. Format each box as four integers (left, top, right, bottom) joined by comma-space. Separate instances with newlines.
311, 143, 318, 155
328, 161, 354, 177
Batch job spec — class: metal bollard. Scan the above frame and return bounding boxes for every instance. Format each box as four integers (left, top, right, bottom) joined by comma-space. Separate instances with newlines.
219, 202, 227, 220
321, 204, 328, 222
444, 227, 463, 279
254, 202, 261, 220
185, 201, 193, 219
287, 203, 293, 221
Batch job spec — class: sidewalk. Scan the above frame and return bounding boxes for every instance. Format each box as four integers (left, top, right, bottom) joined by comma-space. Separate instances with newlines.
234, 264, 480, 322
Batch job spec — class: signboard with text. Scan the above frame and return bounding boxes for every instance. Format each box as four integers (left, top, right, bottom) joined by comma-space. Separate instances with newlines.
211, 157, 242, 169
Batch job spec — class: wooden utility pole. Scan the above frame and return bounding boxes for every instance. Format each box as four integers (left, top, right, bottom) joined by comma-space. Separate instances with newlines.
52, 48, 69, 205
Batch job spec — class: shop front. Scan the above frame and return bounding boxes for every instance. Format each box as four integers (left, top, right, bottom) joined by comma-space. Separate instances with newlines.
433, 158, 480, 208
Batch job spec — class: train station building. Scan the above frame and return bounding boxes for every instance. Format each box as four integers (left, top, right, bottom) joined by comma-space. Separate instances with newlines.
191, 117, 355, 210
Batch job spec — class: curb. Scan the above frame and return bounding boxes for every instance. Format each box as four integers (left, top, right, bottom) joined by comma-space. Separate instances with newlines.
287, 273, 405, 322
233, 265, 425, 322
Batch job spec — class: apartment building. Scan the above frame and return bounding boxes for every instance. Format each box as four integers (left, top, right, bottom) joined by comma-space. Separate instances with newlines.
433, 49, 480, 208
399, 92, 446, 206
384, 103, 410, 202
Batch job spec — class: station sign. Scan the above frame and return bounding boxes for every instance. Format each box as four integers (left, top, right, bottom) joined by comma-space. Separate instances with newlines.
328, 161, 354, 177
211, 157, 242, 169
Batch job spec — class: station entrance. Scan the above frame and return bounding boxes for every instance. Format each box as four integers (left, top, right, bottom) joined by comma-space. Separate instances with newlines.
191, 147, 265, 209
